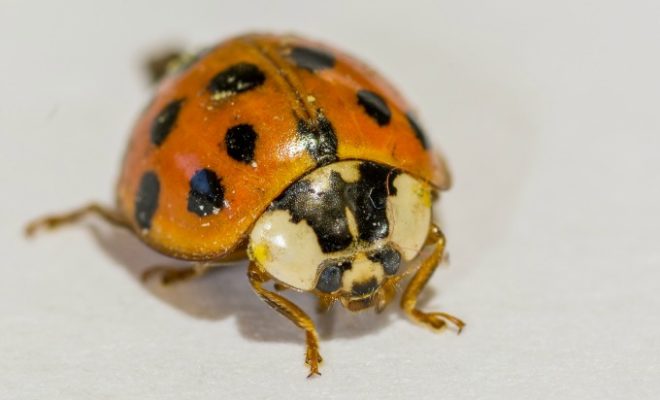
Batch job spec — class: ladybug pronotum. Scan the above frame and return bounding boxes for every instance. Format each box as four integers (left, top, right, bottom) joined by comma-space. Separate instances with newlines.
26, 33, 464, 377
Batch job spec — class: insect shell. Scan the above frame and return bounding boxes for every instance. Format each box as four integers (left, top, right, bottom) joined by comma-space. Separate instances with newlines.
28, 33, 463, 377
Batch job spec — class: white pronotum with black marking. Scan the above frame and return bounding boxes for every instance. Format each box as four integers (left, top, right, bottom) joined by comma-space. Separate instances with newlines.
249, 160, 432, 310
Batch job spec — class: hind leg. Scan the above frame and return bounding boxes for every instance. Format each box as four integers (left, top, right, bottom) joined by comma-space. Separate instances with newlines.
145, 50, 197, 84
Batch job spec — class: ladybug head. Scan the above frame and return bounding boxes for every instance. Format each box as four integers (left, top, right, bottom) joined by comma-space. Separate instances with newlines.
248, 161, 433, 312
314, 245, 402, 311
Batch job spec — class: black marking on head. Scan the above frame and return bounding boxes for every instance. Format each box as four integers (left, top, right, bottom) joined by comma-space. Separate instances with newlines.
352, 277, 379, 297
405, 112, 429, 149
296, 113, 338, 165
316, 260, 351, 293
357, 90, 391, 126
207, 62, 265, 96
289, 46, 335, 71
368, 245, 402, 275
271, 161, 399, 253
187, 169, 226, 217
151, 99, 183, 146
225, 124, 257, 164
135, 171, 160, 230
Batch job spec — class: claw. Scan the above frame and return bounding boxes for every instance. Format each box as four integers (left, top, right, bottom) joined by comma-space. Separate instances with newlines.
305, 342, 323, 378
428, 312, 465, 333
307, 370, 322, 378
24, 218, 53, 237
411, 310, 465, 333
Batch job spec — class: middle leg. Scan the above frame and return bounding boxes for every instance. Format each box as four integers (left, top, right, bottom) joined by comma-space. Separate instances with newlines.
142, 263, 215, 285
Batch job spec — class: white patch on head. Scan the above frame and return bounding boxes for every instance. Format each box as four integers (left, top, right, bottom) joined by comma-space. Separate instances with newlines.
248, 209, 325, 291
341, 253, 384, 292
387, 173, 432, 261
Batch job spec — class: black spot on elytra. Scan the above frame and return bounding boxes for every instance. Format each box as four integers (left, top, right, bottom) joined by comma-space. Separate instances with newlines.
296, 113, 338, 166
405, 112, 429, 149
271, 161, 399, 253
357, 90, 391, 126
187, 169, 226, 217
368, 245, 402, 275
225, 124, 257, 164
352, 277, 379, 297
207, 62, 265, 96
289, 46, 335, 71
316, 260, 351, 293
151, 99, 183, 146
135, 171, 160, 230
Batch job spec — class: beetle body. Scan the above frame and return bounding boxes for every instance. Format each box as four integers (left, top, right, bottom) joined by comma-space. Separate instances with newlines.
117, 33, 449, 260
27, 33, 463, 377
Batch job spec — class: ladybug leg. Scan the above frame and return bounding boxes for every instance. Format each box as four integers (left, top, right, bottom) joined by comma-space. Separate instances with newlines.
247, 262, 323, 378
400, 224, 465, 333
374, 275, 402, 313
25, 203, 128, 237
141, 263, 214, 286
145, 49, 196, 84
316, 294, 335, 313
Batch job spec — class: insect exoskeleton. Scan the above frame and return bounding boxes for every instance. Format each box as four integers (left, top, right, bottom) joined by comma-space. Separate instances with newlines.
248, 160, 432, 311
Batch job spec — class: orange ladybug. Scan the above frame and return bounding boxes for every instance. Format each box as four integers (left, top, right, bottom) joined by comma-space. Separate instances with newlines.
26, 33, 464, 377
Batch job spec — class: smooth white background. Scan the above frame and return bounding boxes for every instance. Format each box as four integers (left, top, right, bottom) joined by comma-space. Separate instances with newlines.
1, 1, 659, 398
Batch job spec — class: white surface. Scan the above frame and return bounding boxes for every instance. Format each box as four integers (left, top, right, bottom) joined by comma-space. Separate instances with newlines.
1, 1, 659, 399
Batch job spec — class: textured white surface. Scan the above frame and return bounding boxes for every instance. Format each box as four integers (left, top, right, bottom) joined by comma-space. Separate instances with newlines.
1, 1, 659, 399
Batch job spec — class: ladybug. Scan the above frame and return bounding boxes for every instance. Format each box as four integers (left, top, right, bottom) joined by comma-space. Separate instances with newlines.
26, 33, 464, 377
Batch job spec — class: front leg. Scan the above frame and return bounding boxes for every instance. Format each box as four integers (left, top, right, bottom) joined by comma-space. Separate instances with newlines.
400, 224, 465, 333
375, 275, 403, 313
247, 262, 323, 377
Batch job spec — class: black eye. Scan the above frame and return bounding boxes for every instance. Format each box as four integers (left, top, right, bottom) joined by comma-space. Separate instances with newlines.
368, 246, 401, 275
316, 260, 351, 293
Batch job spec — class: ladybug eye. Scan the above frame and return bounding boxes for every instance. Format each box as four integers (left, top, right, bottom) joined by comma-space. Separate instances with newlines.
316, 260, 351, 293
368, 245, 401, 275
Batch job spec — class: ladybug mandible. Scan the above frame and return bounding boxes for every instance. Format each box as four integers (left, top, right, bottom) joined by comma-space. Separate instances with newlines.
26, 33, 464, 377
